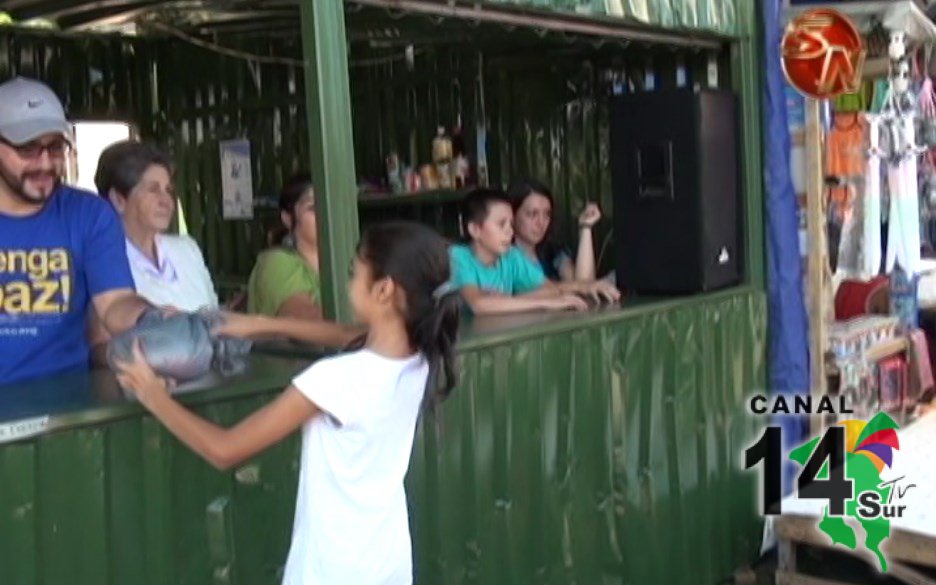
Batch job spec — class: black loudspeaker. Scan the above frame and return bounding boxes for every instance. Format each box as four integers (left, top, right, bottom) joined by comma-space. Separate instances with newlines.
610, 89, 741, 294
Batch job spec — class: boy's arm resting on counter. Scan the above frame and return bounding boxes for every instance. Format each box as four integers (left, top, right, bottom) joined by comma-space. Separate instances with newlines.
459, 285, 587, 315
513, 280, 564, 299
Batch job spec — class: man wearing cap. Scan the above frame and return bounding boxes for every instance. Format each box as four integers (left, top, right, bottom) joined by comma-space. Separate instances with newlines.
0, 76, 152, 385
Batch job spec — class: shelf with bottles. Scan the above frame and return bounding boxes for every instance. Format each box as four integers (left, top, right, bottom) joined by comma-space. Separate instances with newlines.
360, 121, 487, 210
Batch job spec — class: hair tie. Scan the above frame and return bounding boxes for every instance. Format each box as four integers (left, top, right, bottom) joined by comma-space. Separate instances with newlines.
432, 281, 456, 303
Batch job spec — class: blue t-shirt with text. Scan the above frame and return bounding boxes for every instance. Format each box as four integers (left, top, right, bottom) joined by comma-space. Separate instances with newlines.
0, 186, 134, 385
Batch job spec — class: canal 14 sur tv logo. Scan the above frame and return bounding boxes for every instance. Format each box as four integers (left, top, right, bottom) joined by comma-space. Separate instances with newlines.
743, 394, 916, 572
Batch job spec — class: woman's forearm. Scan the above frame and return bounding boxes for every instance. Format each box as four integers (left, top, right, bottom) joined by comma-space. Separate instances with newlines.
575, 227, 597, 281
250, 315, 363, 347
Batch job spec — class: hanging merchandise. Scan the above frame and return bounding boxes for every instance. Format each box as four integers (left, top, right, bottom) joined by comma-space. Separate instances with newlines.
863, 115, 883, 278
884, 114, 922, 276
870, 78, 890, 113
837, 183, 863, 277
920, 86, 936, 150
880, 31, 924, 277
827, 112, 867, 178
890, 264, 920, 330
825, 110, 867, 278
916, 74, 936, 243
834, 81, 871, 114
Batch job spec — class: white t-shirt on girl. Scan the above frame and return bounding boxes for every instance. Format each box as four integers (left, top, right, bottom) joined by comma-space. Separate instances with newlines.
282, 348, 430, 585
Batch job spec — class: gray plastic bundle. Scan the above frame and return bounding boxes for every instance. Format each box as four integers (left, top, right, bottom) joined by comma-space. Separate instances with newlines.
107, 309, 252, 383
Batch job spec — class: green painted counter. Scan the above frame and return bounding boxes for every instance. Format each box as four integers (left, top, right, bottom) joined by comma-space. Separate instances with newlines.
0, 286, 766, 584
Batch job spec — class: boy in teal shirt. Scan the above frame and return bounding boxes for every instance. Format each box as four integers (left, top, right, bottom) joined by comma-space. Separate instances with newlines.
449, 189, 619, 314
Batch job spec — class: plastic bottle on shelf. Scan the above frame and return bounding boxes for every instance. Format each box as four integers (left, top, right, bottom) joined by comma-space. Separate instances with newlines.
450, 120, 470, 189
386, 152, 403, 194
432, 126, 453, 189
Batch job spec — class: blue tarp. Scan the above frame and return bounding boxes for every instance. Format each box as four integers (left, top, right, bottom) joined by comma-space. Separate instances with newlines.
761, 0, 811, 491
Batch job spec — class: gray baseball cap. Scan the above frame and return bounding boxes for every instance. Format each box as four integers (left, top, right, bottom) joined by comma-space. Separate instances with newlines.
0, 76, 71, 145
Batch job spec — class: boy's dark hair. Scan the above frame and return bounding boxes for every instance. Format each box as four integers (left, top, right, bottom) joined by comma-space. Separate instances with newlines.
94, 140, 173, 199
460, 188, 512, 236
356, 221, 460, 409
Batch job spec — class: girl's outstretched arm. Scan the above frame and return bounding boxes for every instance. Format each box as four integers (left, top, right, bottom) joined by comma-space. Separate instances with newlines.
115, 341, 318, 470
214, 312, 364, 348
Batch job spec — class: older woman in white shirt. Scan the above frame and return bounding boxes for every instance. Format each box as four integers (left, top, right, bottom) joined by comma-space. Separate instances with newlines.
86, 141, 218, 365
94, 140, 218, 311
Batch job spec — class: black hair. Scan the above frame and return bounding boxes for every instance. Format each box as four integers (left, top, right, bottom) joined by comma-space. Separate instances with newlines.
459, 188, 512, 237
279, 173, 314, 219
356, 221, 460, 408
94, 140, 173, 199
507, 178, 554, 209
506, 179, 563, 279
270, 173, 314, 246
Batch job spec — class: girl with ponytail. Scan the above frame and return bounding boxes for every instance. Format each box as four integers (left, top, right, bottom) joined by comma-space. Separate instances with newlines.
114, 221, 460, 584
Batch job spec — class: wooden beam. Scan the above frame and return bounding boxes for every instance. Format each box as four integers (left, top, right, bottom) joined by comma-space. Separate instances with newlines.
776, 515, 936, 569
805, 98, 830, 437
776, 571, 853, 585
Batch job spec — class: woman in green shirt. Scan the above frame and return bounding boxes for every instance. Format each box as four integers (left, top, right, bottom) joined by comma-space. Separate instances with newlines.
248, 174, 322, 318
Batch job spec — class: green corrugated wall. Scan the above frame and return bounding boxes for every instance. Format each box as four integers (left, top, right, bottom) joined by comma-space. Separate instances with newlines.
0, 289, 765, 584
151, 37, 311, 286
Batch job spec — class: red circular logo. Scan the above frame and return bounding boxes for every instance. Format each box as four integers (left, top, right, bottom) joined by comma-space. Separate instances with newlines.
782, 9, 865, 99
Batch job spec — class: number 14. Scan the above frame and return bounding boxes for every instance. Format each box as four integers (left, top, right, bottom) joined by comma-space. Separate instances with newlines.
745, 426, 854, 516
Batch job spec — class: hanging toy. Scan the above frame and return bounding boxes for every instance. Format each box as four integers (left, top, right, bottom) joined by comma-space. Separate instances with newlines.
881, 31, 924, 277
888, 31, 907, 61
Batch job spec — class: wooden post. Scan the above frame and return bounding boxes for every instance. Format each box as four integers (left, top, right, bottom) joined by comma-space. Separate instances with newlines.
805, 98, 831, 437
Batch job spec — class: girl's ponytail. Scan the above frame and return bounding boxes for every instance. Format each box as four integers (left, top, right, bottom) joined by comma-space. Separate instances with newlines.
413, 286, 460, 410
